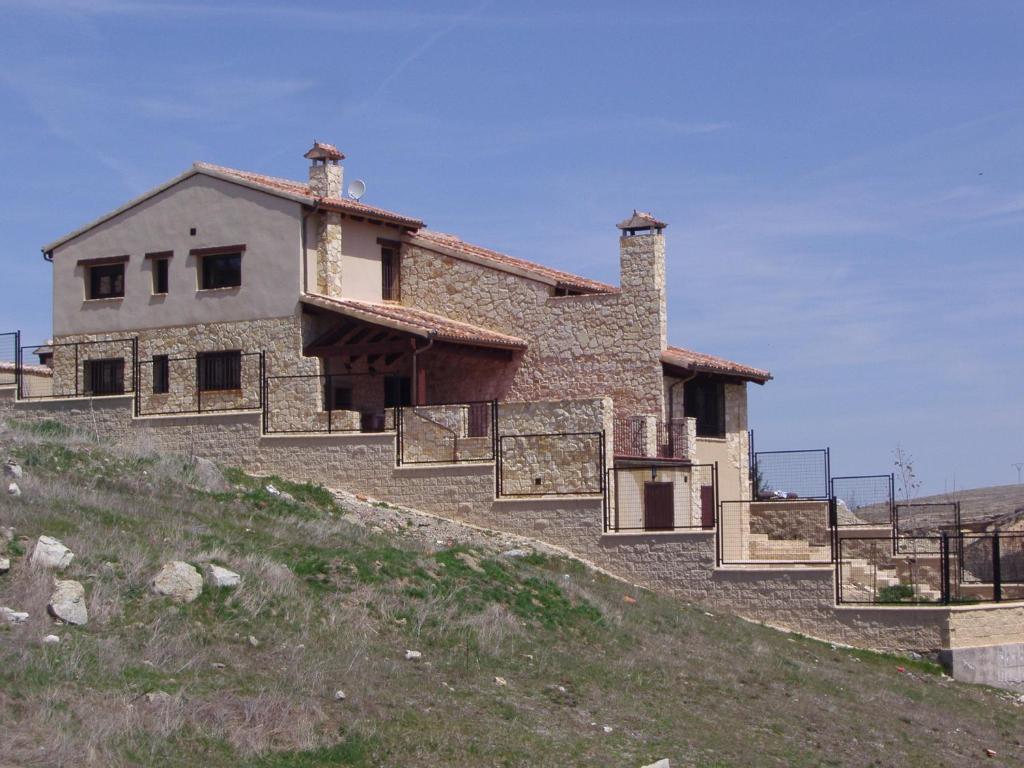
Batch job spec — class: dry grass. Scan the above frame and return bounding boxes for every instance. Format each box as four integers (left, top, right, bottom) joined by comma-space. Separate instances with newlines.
2, 417, 1024, 767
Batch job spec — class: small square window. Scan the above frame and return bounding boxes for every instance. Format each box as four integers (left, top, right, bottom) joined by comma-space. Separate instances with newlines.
152, 259, 169, 295
84, 358, 125, 395
197, 350, 242, 391
200, 253, 242, 290
88, 264, 124, 299
152, 355, 169, 394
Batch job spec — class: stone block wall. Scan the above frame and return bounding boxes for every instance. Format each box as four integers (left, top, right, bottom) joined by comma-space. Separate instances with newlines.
749, 500, 831, 547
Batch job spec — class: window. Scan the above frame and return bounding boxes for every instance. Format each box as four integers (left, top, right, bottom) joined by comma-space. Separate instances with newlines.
88, 264, 124, 299
197, 351, 241, 391
381, 247, 400, 301
152, 355, 169, 394
200, 253, 242, 290
383, 376, 412, 408
152, 258, 169, 295
84, 358, 125, 395
684, 378, 726, 438
325, 385, 353, 411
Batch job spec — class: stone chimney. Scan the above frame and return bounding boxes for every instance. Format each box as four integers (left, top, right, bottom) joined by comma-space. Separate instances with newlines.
305, 141, 344, 198
305, 142, 345, 295
617, 210, 668, 350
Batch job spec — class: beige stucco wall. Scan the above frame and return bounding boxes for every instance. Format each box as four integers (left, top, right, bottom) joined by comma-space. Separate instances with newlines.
693, 383, 749, 502
51, 175, 305, 336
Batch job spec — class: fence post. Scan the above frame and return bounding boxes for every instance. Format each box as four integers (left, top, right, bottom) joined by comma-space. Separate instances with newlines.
14, 330, 21, 401
395, 407, 402, 466
196, 355, 202, 414
941, 533, 951, 604
824, 447, 831, 500
993, 532, 1002, 603
327, 374, 333, 435
74, 343, 79, 397
833, 531, 841, 604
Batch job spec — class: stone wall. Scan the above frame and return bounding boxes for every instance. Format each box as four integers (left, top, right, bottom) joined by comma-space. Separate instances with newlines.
749, 500, 832, 548
2, 391, 1002, 656
401, 238, 666, 421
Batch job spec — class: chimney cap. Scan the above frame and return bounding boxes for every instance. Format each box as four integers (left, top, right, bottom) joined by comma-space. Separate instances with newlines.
617, 210, 666, 234
304, 141, 345, 162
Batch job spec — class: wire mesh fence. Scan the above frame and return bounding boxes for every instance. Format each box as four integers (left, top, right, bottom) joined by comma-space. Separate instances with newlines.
835, 535, 946, 604
830, 474, 894, 527
717, 498, 834, 565
958, 532, 1024, 602
752, 448, 830, 500
893, 502, 961, 554
135, 351, 264, 416
0, 331, 18, 386
497, 431, 605, 497
397, 401, 497, 465
605, 463, 716, 532
18, 338, 137, 400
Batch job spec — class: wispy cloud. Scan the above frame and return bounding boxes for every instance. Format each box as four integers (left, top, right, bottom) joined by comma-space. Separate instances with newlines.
137, 78, 313, 122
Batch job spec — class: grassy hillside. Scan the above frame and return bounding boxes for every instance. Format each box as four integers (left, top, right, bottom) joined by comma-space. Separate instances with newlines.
913, 485, 1024, 526
2, 418, 1023, 767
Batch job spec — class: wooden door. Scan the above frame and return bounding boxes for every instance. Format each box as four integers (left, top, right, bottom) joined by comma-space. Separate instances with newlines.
700, 485, 716, 529
644, 481, 674, 530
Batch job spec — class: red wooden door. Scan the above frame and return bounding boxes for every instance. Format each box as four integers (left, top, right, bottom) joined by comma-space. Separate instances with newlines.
644, 481, 674, 530
700, 485, 716, 529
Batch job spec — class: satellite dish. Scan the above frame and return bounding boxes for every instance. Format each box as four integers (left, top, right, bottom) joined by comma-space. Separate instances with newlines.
347, 179, 366, 201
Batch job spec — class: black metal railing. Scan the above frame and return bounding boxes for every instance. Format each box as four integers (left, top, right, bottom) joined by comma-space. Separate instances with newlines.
0, 331, 19, 386
497, 431, 605, 497
17, 337, 137, 400
830, 474, 895, 527
263, 372, 396, 435
604, 462, 716, 533
613, 415, 689, 460
717, 497, 834, 566
893, 501, 961, 554
396, 400, 497, 465
835, 531, 1024, 605
752, 448, 830, 500
135, 351, 264, 416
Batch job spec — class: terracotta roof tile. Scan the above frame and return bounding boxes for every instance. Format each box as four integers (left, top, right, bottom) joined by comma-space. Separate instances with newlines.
0, 361, 52, 377
661, 345, 771, 383
410, 230, 618, 295
304, 141, 344, 161
617, 210, 667, 231
301, 294, 527, 350
194, 162, 424, 229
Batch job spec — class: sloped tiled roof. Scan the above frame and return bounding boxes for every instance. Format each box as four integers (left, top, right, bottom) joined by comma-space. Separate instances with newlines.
661, 345, 772, 383
0, 361, 52, 377
410, 230, 617, 295
195, 163, 423, 228
304, 141, 344, 161
301, 294, 527, 350
617, 210, 667, 231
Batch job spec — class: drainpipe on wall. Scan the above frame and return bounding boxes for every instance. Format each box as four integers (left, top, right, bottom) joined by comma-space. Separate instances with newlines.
411, 334, 435, 406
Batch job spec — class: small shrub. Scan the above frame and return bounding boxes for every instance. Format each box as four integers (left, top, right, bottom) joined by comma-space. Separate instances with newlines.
877, 584, 916, 603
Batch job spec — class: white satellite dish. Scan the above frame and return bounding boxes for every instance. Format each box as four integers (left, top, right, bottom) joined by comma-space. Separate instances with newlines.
347, 179, 366, 201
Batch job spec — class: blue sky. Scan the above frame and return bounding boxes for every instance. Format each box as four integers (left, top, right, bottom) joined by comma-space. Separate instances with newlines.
1, 1, 1021, 494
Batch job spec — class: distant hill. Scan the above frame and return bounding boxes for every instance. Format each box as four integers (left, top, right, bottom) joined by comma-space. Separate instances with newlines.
906, 484, 1024, 526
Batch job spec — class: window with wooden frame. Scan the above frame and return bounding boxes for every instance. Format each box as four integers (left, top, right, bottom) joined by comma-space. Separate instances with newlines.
196, 350, 242, 392
152, 355, 169, 394
380, 243, 400, 301
684, 377, 726, 438
84, 358, 125, 395
88, 263, 125, 299
152, 258, 169, 295
192, 245, 245, 290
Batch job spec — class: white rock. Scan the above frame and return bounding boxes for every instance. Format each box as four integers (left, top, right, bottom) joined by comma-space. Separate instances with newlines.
641, 761, 671, 768
3, 460, 22, 480
0, 526, 13, 542
145, 690, 172, 704
48, 579, 88, 625
205, 564, 241, 589
404, 650, 422, 661
151, 561, 203, 603
265, 483, 294, 501
30, 536, 74, 570
247, 635, 259, 648
494, 676, 508, 686
43, 634, 61, 644
501, 549, 530, 558
1, 607, 29, 624
334, 690, 346, 701
0, 557, 9, 574
602, 725, 613, 734
7, 482, 21, 497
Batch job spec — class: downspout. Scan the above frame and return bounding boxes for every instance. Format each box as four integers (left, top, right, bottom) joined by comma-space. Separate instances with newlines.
411, 334, 435, 406
300, 200, 322, 295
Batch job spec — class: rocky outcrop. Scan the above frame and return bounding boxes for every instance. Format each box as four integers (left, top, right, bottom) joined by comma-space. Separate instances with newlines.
30, 536, 74, 570
151, 561, 203, 603
48, 579, 88, 625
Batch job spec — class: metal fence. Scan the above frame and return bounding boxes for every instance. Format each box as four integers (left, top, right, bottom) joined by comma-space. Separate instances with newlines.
893, 502, 961, 554
497, 431, 605, 497
836, 531, 1024, 605
18, 337, 137, 400
135, 351, 264, 416
0, 331, 18, 386
396, 400, 497, 465
752, 448, 830, 500
605, 463, 717, 533
263, 372, 396, 434
717, 498, 834, 566
612, 415, 689, 460
830, 474, 894, 527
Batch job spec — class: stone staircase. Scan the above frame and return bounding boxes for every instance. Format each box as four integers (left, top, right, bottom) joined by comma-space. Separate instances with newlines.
747, 533, 832, 562
841, 557, 942, 602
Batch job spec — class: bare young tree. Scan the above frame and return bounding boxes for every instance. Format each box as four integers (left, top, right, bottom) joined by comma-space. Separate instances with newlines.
892, 443, 920, 504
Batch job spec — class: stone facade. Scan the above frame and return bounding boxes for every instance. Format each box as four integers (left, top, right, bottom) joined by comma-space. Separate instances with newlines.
316, 211, 344, 297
